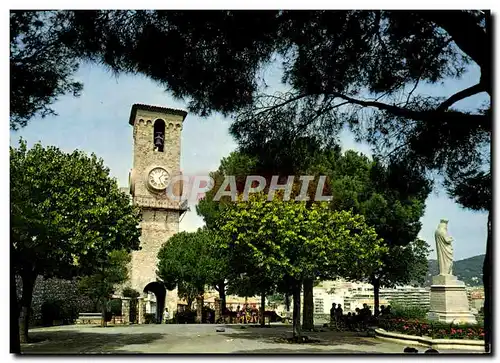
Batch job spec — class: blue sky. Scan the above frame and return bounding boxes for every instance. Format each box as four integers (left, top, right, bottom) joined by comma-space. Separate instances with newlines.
9, 60, 488, 261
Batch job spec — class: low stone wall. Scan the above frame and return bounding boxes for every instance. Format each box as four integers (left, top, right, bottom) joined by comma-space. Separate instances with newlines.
76, 315, 126, 325
111, 316, 125, 325
76, 316, 101, 325
375, 328, 485, 352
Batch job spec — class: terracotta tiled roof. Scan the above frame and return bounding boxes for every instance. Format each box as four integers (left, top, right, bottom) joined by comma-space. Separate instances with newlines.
128, 103, 188, 125
471, 291, 484, 299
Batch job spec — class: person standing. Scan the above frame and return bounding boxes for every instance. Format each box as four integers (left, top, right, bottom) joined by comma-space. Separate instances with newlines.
330, 303, 337, 327
164, 308, 170, 324
236, 305, 241, 324
335, 304, 344, 330
251, 305, 258, 323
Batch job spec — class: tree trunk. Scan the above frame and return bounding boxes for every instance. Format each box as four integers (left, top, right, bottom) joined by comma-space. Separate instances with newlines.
11, 270, 20, 353
285, 294, 290, 312
302, 278, 314, 331
292, 280, 302, 339
186, 297, 194, 311
196, 295, 204, 323
218, 281, 226, 313
19, 271, 36, 344
260, 292, 266, 327
373, 277, 380, 317
101, 299, 108, 327
483, 211, 492, 353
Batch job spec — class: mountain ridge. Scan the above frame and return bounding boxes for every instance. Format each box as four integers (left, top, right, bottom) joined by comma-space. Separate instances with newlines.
425, 254, 485, 287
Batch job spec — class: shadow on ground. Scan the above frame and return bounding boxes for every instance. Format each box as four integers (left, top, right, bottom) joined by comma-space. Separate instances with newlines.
21, 330, 164, 354
220, 327, 377, 347
231, 348, 375, 354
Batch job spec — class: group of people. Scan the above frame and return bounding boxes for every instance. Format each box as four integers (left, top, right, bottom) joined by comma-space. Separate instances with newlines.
222, 304, 260, 324
330, 303, 393, 331
236, 304, 260, 324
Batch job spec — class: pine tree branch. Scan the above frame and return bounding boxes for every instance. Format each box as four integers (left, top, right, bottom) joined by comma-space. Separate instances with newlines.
328, 91, 490, 131
436, 83, 486, 112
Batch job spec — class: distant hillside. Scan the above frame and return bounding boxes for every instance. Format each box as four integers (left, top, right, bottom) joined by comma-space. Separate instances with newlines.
425, 254, 485, 287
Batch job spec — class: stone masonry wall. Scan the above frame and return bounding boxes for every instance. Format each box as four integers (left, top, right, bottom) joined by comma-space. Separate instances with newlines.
130, 210, 180, 292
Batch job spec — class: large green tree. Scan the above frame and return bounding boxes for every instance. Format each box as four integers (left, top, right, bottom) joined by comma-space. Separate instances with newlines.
198, 136, 338, 331
78, 249, 131, 327
198, 140, 429, 328
323, 150, 432, 314
196, 146, 325, 326
214, 145, 430, 320
10, 139, 142, 344
220, 192, 387, 338
157, 228, 224, 323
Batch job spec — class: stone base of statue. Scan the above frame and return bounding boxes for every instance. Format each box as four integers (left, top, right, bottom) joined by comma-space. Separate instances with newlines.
427, 275, 477, 325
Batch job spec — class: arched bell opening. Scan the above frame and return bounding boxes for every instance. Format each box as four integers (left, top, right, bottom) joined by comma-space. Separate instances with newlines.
153, 119, 166, 152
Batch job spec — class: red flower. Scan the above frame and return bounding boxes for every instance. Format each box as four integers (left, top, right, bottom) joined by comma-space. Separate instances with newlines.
480, 333, 485, 336
403, 326, 409, 330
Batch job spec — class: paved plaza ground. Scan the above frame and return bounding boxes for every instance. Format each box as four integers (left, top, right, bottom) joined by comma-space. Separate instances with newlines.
20, 323, 481, 354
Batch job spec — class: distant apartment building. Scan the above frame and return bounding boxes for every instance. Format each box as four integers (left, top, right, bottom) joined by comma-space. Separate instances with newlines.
467, 287, 485, 311
340, 283, 430, 312
273, 280, 481, 317
279, 279, 431, 315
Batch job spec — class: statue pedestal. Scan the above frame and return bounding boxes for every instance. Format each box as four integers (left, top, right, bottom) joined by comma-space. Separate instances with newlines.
427, 275, 477, 325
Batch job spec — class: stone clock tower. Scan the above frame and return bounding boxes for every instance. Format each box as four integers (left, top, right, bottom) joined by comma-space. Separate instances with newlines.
127, 104, 188, 320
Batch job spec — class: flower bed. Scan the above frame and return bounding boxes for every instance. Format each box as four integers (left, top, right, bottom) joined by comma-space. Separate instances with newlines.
379, 317, 484, 340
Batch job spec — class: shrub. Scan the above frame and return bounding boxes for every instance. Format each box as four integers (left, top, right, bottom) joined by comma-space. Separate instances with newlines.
40, 300, 62, 326
122, 287, 140, 299
388, 302, 428, 319
203, 306, 215, 323
380, 317, 485, 340
174, 310, 197, 324
109, 299, 122, 316
144, 313, 156, 324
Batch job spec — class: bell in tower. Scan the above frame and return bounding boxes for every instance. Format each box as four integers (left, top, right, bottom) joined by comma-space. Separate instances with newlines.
153, 119, 165, 152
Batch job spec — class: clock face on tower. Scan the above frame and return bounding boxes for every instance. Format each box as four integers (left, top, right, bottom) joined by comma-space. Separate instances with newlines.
147, 167, 169, 191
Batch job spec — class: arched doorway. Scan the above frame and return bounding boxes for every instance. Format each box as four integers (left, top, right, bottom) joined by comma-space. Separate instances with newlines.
144, 282, 166, 324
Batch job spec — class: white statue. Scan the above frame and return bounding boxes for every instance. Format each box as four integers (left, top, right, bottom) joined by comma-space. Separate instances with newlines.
435, 219, 454, 275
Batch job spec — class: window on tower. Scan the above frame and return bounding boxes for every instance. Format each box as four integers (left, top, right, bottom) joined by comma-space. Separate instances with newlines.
153, 119, 165, 152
